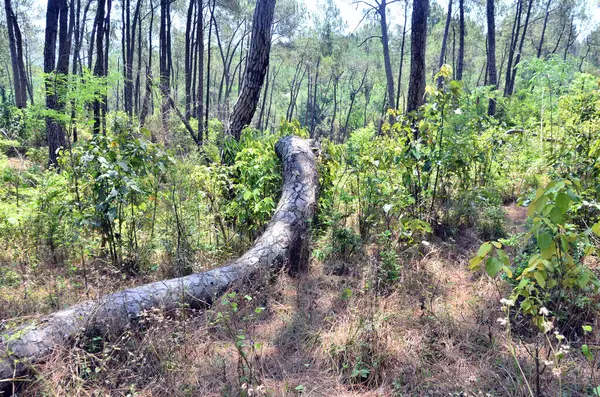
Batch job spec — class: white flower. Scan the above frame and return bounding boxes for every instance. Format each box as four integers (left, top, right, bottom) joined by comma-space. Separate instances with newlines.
543, 360, 554, 366
383, 204, 393, 214
552, 367, 562, 377
542, 320, 554, 333
500, 298, 515, 307
497, 317, 508, 326
540, 307, 550, 316
454, 108, 463, 115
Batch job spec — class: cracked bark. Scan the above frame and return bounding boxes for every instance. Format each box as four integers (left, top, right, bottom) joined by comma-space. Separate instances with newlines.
0, 136, 317, 395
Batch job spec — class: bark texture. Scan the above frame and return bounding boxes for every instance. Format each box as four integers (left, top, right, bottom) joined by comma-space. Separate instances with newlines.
406, 0, 429, 114
228, 0, 276, 140
0, 136, 317, 395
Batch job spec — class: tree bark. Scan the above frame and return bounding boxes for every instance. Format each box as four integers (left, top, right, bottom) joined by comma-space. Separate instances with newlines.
159, 0, 171, 139
0, 136, 317, 395
228, 0, 276, 140
507, 0, 532, 96
456, 0, 465, 80
486, 0, 498, 116
503, 0, 523, 97
44, 0, 69, 166
4, 0, 27, 108
406, 0, 429, 114
92, 0, 107, 135
396, 0, 408, 111
378, 0, 395, 110
437, 0, 452, 88
196, 0, 204, 143
537, 0, 551, 58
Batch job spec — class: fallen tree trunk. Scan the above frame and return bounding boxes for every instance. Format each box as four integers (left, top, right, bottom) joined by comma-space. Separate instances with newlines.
0, 136, 317, 395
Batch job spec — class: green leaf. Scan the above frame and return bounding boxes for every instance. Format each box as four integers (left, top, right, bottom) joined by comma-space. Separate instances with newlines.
582, 325, 593, 333
578, 271, 590, 288
541, 241, 556, 260
555, 192, 571, 211
582, 344, 593, 361
469, 255, 484, 270
592, 223, 600, 237
497, 249, 511, 266
478, 242, 492, 258
537, 233, 553, 251
485, 257, 503, 278
533, 272, 546, 288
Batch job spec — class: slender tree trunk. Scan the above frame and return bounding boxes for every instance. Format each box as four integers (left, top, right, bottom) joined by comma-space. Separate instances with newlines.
228, 0, 277, 140
486, 0, 498, 116
406, 0, 429, 115
140, 0, 155, 127
4, 0, 27, 108
204, 0, 214, 135
92, 0, 106, 134
310, 57, 320, 136
507, 0, 532, 96
563, 14, 574, 61
159, 0, 171, 138
504, 0, 522, 97
378, 0, 395, 110
196, 0, 204, 142
396, 0, 408, 111
184, 0, 194, 119
537, 0, 551, 58
437, 0, 453, 88
456, 0, 465, 80
44, 0, 70, 166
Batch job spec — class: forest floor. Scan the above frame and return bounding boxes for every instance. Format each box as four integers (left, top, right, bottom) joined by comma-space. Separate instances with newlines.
7, 204, 597, 396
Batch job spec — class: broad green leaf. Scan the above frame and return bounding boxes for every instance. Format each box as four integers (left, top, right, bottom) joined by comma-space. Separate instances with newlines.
537, 233, 552, 251
478, 242, 492, 258
578, 271, 590, 288
485, 257, 503, 278
541, 241, 556, 260
533, 272, 546, 288
583, 325, 593, 333
555, 192, 570, 211
592, 223, 600, 237
497, 249, 511, 266
469, 255, 483, 270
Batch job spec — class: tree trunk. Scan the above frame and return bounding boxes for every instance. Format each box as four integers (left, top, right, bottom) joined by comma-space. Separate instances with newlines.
507, 0, 532, 96
563, 14, 574, 61
92, 0, 106, 135
196, 0, 204, 143
486, 0, 498, 116
503, 0, 522, 97
4, 0, 27, 108
227, 0, 276, 140
406, 0, 429, 114
44, 0, 69, 166
204, 0, 214, 136
184, 0, 195, 119
456, 0, 465, 80
159, 0, 171, 139
378, 0, 395, 110
395, 0, 408, 111
437, 0, 452, 88
0, 136, 317, 395
537, 0, 551, 58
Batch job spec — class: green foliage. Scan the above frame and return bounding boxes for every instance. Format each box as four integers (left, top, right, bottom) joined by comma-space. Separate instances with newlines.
472, 179, 600, 330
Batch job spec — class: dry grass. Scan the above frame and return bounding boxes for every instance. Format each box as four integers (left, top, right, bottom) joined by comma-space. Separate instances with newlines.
6, 207, 600, 396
